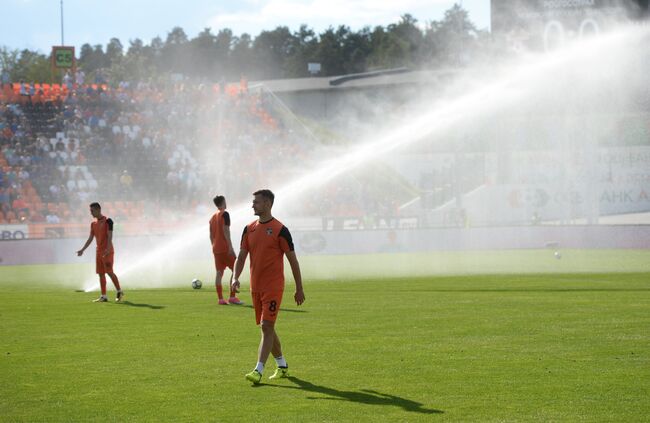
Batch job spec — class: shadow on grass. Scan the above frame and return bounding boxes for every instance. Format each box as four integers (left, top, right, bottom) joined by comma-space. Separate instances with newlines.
238, 304, 307, 313
119, 301, 165, 310
409, 288, 650, 293
257, 376, 443, 415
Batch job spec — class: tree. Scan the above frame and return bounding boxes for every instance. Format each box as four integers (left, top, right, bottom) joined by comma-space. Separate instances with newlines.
315, 26, 349, 76
231, 34, 254, 78
7, 49, 51, 82
162, 27, 190, 74
366, 15, 423, 70
0, 47, 19, 79
282, 25, 319, 77
214, 29, 234, 78
108, 38, 155, 83
427, 4, 479, 66
252, 26, 295, 79
3, 6, 486, 84
105, 38, 124, 67
341, 27, 372, 74
79, 44, 106, 73
189, 28, 217, 77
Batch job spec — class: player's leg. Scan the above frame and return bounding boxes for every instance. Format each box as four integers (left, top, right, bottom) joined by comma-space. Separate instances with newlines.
246, 292, 283, 383
269, 331, 289, 379
93, 254, 108, 302
215, 269, 227, 304
246, 320, 275, 384
103, 253, 123, 302
258, 320, 276, 365
94, 273, 108, 302
270, 331, 283, 360
245, 293, 264, 384
107, 273, 124, 302
214, 254, 227, 304
227, 259, 243, 304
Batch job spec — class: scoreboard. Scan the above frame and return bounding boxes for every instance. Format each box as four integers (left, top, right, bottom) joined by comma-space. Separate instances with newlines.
491, 0, 649, 51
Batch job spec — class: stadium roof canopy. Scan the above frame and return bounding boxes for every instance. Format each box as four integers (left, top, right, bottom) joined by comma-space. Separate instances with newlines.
250, 68, 462, 93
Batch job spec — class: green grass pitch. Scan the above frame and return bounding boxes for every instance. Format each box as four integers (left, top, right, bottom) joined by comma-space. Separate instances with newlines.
1, 252, 649, 422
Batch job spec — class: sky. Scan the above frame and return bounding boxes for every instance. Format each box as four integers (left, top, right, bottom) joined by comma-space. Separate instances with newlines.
1, 0, 491, 54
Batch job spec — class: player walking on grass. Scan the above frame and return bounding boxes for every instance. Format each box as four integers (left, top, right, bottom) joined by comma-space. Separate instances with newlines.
76, 202, 124, 303
209, 195, 243, 305
233, 189, 305, 384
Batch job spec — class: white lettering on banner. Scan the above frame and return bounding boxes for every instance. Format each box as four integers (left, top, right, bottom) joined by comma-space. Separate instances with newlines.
600, 190, 650, 204
0, 225, 29, 240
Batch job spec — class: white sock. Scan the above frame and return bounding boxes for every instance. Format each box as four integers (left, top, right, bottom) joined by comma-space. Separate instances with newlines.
274, 356, 287, 368
255, 362, 264, 374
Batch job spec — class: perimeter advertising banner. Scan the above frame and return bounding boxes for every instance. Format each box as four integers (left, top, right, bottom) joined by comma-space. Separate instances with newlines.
0, 224, 28, 240
491, 0, 649, 50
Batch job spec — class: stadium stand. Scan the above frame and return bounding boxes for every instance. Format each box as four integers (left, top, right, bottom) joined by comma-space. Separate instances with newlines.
2, 74, 413, 236
0, 78, 292, 228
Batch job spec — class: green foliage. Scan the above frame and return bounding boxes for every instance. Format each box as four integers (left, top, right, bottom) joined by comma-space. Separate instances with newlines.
1, 4, 487, 85
1, 266, 649, 421
0, 47, 51, 83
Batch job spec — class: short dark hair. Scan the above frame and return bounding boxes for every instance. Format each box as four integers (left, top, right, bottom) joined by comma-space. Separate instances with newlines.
89, 202, 101, 210
213, 195, 225, 207
253, 189, 274, 205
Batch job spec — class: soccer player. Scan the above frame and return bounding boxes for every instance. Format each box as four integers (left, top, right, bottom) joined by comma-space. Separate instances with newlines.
76, 202, 124, 303
233, 189, 305, 384
209, 195, 243, 305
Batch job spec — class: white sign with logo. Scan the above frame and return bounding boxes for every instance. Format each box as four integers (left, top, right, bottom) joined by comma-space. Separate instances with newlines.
0, 224, 29, 240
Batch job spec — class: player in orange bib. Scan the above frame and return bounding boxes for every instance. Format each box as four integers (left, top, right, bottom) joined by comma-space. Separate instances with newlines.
76, 202, 124, 303
209, 195, 242, 305
233, 189, 305, 384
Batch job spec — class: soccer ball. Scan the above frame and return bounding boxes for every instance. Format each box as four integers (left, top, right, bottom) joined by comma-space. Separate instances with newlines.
554, 251, 562, 259
191, 278, 202, 289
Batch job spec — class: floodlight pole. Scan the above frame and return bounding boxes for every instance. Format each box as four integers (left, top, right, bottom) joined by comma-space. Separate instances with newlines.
60, 0, 65, 45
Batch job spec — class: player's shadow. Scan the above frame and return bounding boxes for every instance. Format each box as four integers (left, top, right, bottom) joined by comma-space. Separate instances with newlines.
413, 288, 650, 293
120, 301, 165, 310
264, 376, 443, 415
240, 304, 307, 313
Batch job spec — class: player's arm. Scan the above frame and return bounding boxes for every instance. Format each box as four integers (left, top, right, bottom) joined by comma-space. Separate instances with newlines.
223, 212, 235, 256
224, 225, 236, 256
232, 248, 248, 292
232, 225, 249, 292
285, 250, 305, 306
77, 227, 94, 256
279, 226, 305, 305
105, 220, 114, 257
